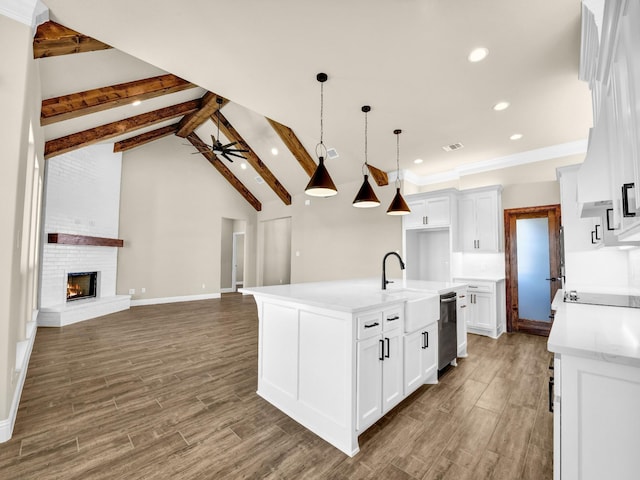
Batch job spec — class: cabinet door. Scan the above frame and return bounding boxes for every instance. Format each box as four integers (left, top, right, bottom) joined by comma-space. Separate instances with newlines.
456, 291, 468, 356
421, 323, 437, 382
356, 335, 382, 431
459, 196, 477, 251
403, 330, 424, 395
475, 193, 499, 252
404, 199, 426, 228
424, 197, 450, 226
382, 329, 404, 413
473, 292, 494, 331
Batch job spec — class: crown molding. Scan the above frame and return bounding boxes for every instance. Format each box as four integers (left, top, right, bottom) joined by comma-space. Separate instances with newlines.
0, 0, 48, 29
398, 139, 588, 187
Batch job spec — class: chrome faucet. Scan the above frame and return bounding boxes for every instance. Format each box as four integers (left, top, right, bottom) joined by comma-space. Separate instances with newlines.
382, 251, 405, 290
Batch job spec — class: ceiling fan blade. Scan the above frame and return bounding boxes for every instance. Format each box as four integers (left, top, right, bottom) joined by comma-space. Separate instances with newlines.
225, 151, 247, 159
222, 152, 234, 163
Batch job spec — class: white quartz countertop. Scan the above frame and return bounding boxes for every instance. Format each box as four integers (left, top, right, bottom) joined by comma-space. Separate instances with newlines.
548, 290, 640, 367
240, 278, 465, 313
452, 275, 506, 283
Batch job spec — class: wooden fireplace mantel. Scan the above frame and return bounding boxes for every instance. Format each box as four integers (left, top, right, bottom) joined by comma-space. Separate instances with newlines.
48, 233, 124, 247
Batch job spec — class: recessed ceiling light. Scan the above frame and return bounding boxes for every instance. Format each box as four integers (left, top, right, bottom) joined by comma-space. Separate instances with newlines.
468, 47, 489, 63
414, 158, 423, 164
510, 133, 523, 140
493, 101, 510, 111
132, 100, 142, 106
271, 147, 278, 156
240, 163, 247, 170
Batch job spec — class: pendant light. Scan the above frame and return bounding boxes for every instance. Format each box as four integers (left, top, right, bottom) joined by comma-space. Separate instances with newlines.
387, 129, 411, 215
305, 73, 338, 197
353, 105, 380, 208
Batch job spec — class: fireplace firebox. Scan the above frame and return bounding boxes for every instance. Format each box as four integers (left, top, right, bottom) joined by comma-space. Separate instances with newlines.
67, 272, 98, 302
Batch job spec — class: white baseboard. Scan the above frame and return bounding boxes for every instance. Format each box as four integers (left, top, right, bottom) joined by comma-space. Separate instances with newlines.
130, 293, 221, 306
220, 288, 235, 294
0, 313, 38, 443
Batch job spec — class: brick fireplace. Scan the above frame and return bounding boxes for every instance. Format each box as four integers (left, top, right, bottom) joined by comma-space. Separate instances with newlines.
38, 144, 130, 327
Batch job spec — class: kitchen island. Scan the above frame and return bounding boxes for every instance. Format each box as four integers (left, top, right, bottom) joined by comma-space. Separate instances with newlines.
240, 278, 465, 456
548, 290, 640, 480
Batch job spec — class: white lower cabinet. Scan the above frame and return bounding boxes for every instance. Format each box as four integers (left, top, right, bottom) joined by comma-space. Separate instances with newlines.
356, 311, 404, 433
555, 353, 640, 480
403, 322, 437, 395
453, 278, 505, 339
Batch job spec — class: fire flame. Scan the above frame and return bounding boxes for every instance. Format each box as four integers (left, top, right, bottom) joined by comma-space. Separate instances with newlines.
67, 281, 84, 299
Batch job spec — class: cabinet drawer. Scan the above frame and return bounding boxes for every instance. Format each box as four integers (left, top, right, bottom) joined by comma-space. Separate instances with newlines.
383, 306, 404, 331
463, 281, 494, 293
357, 311, 383, 339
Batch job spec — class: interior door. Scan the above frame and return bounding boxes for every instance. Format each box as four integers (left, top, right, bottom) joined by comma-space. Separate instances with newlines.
505, 205, 561, 336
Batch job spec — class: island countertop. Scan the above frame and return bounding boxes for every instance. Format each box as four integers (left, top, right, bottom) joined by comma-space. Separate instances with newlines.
240, 278, 466, 313
548, 290, 640, 367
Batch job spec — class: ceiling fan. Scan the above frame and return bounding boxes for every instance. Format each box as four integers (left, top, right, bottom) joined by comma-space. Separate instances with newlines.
191, 97, 249, 162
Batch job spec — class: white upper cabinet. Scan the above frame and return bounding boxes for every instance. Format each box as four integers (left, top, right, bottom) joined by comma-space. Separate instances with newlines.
403, 190, 457, 229
577, 0, 640, 241
457, 186, 502, 253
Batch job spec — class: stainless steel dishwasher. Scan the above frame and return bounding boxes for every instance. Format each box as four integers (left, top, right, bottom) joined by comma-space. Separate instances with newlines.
438, 291, 457, 369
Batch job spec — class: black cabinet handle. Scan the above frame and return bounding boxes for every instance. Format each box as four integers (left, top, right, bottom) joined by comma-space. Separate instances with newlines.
385, 337, 390, 358
591, 231, 597, 244
421, 331, 429, 349
379, 339, 384, 361
387, 315, 400, 322
595, 224, 602, 240
622, 183, 636, 217
548, 376, 554, 413
364, 322, 379, 329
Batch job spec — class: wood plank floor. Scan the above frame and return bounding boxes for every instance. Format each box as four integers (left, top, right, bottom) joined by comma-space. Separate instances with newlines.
0, 294, 553, 479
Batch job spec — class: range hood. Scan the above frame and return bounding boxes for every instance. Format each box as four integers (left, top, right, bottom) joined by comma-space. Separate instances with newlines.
577, 121, 612, 218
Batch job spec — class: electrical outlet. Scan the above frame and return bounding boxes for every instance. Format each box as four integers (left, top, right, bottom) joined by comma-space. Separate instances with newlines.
141, 287, 146, 293
128, 288, 135, 295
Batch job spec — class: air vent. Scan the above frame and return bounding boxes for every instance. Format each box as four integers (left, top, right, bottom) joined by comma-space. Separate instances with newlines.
326, 148, 339, 159
442, 143, 464, 152
255, 176, 264, 184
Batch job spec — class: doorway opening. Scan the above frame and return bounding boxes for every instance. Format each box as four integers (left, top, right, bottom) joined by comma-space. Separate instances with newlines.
504, 204, 561, 336
221, 218, 246, 293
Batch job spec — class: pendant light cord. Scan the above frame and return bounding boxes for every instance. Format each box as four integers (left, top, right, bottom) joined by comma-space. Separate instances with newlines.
395, 131, 401, 188
316, 77, 328, 159
363, 108, 369, 175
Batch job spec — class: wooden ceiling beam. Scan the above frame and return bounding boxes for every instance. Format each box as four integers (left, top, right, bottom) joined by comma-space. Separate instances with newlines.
186, 133, 261, 211
216, 112, 292, 205
176, 92, 229, 138
367, 164, 389, 186
33, 21, 111, 58
45, 99, 200, 159
113, 124, 180, 153
41, 74, 197, 125
266, 118, 316, 177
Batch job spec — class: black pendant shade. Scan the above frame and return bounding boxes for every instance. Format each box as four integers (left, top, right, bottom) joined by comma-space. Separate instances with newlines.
353, 174, 380, 208
387, 187, 411, 215
305, 156, 338, 197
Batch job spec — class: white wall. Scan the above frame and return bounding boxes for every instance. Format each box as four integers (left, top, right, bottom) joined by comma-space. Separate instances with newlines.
117, 136, 258, 301
0, 12, 45, 440
258, 177, 405, 284
40, 144, 122, 307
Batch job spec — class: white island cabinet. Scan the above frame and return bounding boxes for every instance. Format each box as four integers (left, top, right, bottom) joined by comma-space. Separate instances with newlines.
548, 292, 640, 480
241, 279, 444, 456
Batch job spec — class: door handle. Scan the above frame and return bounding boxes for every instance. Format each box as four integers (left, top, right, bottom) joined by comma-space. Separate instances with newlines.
548, 376, 554, 413
591, 230, 597, 244
384, 337, 390, 358
595, 224, 602, 240
622, 183, 636, 217
545, 277, 557, 281
379, 339, 384, 361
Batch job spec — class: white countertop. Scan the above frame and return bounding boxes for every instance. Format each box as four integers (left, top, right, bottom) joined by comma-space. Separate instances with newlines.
548, 290, 640, 367
240, 278, 465, 313
452, 275, 506, 283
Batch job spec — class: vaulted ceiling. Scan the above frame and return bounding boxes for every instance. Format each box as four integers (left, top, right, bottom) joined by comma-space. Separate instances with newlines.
36, 0, 593, 209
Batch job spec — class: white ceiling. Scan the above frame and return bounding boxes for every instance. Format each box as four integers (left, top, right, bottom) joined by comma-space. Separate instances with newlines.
40, 0, 592, 203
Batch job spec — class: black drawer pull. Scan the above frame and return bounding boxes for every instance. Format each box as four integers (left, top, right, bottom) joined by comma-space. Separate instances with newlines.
364, 322, 379, 329
387, 315, 400, 321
